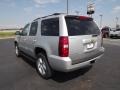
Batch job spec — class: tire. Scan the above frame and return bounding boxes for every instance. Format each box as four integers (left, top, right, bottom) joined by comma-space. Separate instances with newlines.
36, 53, 53, 79
15, 44, 21, 57
110, 36, 113, 38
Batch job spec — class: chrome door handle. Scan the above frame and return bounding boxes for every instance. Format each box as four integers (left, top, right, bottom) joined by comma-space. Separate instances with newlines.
33, 40, 36, 42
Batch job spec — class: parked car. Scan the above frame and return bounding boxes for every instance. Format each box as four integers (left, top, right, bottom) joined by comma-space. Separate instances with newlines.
14, 13, 104, 79
101, 27, 111, 38
109, 28, 120, 38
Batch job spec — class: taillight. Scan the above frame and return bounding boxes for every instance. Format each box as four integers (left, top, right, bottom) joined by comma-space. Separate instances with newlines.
59, 36, 69, 57
79, 16, 93, 21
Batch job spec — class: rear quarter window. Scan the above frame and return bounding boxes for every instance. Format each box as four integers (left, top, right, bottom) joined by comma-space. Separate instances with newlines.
41, 18, 59, 36
65, 17, 100, 36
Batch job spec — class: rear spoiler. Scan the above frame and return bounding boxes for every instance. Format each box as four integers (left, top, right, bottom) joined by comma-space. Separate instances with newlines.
65, 15, 93, 21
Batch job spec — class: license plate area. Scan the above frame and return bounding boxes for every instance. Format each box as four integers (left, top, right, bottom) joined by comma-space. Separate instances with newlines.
86, 43, 94, 50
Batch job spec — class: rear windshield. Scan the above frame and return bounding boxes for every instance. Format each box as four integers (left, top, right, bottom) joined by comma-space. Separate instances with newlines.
65, 17, 100, 36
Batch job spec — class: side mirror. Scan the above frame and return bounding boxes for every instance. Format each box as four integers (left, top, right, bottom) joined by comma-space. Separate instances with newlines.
15, 31, 21, 35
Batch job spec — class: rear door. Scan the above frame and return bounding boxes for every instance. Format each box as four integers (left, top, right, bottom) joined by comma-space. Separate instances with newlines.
40, 18, 60, 56
65, 16, 102, 64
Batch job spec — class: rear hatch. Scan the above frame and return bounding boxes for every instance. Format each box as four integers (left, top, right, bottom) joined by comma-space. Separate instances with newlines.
65, 16, 103, 64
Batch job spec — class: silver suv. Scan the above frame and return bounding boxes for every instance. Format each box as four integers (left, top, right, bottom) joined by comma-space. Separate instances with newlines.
15, 13, 104, 79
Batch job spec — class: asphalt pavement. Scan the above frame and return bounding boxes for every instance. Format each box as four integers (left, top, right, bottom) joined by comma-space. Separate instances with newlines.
0, 39, 120, 90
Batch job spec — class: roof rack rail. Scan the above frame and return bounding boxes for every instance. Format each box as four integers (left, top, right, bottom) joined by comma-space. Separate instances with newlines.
33, 13, 65, 21
33, 18, 41, 21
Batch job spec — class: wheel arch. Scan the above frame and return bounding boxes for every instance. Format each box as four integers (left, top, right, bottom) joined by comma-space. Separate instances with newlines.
34, 47, 48, 58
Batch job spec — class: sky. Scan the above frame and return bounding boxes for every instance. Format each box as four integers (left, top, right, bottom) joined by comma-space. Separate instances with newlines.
0, 0, 120, 29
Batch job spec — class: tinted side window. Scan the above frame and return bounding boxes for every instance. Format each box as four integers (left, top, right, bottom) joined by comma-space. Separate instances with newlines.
21, 24, 29, 36
41, 18, 59, 36
29, 21, 38, 36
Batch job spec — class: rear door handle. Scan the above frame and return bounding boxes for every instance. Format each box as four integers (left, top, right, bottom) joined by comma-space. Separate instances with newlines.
32, 40, 36, 44
33, 40, 36, 42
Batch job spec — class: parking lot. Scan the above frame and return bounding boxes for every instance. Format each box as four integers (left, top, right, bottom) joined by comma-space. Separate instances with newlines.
0, 38, 120, 90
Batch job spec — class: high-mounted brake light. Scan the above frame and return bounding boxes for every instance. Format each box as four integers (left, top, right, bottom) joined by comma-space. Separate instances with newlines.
79, 16, 93, 21
59, 36, 69, 57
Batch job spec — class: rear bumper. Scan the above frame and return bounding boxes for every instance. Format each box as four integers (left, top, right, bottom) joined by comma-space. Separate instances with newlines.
48, 47, 104, 72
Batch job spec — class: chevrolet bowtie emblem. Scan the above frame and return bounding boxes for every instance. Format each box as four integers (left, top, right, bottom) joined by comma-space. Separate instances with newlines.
91, 39, 95, 43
